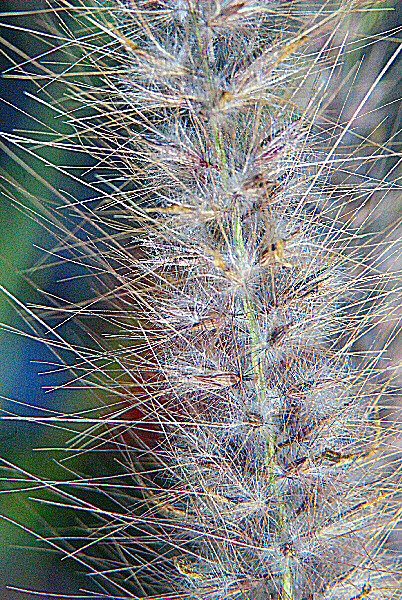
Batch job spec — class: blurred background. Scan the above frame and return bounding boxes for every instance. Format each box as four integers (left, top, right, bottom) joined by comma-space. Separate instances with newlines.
0, 1, 95, 597
0, 1, 400, 599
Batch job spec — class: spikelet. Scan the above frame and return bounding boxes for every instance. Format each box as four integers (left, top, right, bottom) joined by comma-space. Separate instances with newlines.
0, 1, 400, 600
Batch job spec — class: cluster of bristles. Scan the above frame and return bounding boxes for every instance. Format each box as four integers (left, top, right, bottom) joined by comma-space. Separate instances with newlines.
85, 2, 397, 599
2, 1, 399, 600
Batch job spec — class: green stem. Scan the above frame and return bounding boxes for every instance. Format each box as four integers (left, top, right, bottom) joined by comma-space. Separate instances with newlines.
192, 6, 293, 598
232, 206, 293, 600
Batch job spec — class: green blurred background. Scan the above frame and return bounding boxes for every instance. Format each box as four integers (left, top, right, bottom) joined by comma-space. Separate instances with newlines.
0, 1, 93, 597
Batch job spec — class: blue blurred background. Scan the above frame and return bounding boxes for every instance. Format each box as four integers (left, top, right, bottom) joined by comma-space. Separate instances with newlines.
0, 1, 92, 597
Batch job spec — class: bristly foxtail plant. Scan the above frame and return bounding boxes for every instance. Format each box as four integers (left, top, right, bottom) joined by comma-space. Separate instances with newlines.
0, 1, 400, 599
